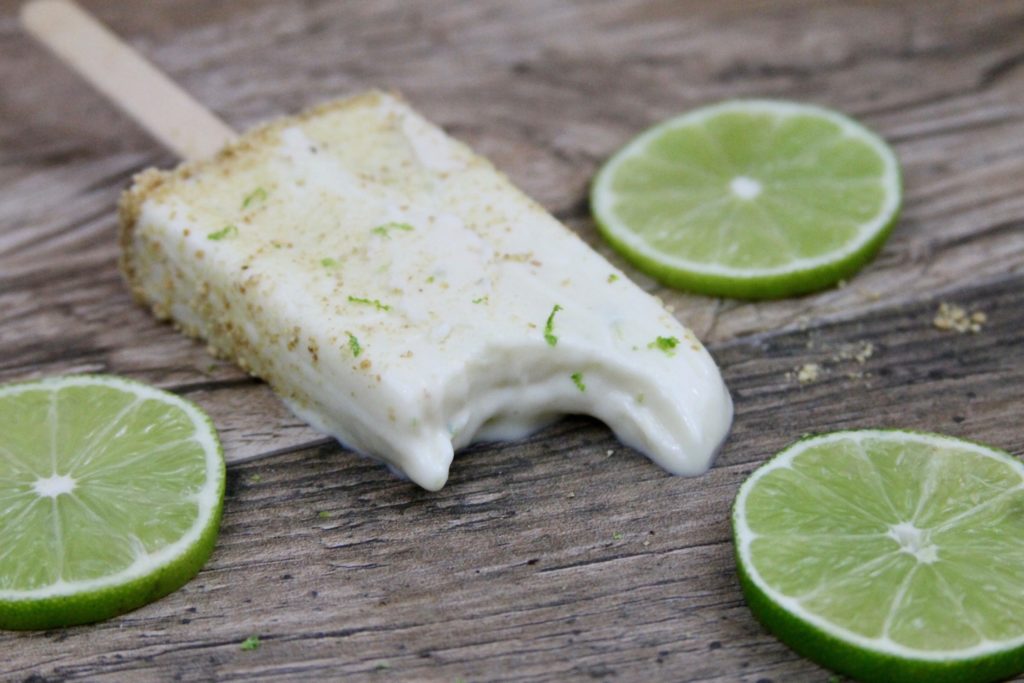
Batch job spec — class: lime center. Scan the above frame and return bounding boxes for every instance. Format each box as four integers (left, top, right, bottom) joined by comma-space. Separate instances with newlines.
729, 176, 762, 200
33, 474, 76, 498
888, 522, 938, 564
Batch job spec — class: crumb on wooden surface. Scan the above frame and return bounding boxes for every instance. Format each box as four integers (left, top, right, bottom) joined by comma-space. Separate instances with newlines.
834, 341, 875, 365
933, 302, 987, 333
854, 342, 875, 364
795, 363, 822, 383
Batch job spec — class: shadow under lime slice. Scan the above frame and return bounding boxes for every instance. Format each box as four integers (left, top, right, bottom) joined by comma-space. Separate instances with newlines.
733, 430, 1024, 683
591, 100, 902, 299
0, 375, 225, 630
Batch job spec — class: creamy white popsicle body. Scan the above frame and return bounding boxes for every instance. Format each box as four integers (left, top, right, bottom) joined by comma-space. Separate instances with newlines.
119, 91, 733, 490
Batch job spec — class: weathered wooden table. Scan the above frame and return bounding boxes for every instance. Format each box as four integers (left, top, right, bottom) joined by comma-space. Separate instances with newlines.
2, 1, 1022, 680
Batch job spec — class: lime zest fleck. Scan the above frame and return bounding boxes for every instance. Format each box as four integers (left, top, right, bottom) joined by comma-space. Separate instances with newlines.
241, 187, 268, 210
371, 222, 414, 238
321, 257, 339, 268
544, 304, 563, 347
207, 225, 238, 241
648, 336, 680, 355
608, 274, 619, 283
571, 372, 586, 392
426, 275, 436, 284
241, 635, 261, 651
348, 296, 391, 312
347, 332, 362, 357
472, 296, 489, 305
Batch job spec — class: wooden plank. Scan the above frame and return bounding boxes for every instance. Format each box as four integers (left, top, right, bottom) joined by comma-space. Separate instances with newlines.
3, 0, 1023, 462
20, 0, 237, 161
1, 0, 1023, 680
2, 277, 1020, 682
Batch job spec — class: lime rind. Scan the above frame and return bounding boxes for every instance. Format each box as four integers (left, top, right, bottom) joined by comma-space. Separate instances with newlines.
591, 100, 902, 299
735, 549, 1024, 683
0, 375, 225, 630
733, 430, 1024, 683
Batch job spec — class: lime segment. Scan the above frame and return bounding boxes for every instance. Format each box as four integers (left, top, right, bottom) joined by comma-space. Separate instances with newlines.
733, 430, 1024, 683
0, 375, 225, 630
591, 100, 901, 298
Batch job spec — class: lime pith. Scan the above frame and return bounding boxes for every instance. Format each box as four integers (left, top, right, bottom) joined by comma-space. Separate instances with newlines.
591, 100, 902, 299
733, 430, 1024, 683
0, 375, 225, 630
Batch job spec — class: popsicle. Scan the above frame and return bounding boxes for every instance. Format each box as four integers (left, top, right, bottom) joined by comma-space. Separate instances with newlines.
25, 1, 733, 490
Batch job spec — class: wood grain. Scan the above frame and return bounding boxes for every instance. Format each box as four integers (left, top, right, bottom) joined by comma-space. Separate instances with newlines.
1, 0, 1023, 681
20, 0, 237, 161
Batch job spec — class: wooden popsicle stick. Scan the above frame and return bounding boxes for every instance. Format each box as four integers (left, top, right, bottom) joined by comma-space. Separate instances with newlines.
20, 0, 237, 160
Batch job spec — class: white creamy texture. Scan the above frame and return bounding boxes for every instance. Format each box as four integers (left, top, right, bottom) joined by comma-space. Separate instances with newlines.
130, 92, 733, 490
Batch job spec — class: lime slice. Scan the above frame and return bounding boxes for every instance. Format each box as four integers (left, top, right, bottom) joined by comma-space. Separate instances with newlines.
0, 375, 225, 630
591, 100, 901, 298
733, 430, 1024, 683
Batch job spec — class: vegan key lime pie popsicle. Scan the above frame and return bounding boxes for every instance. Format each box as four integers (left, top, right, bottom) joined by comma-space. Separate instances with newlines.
119, 92, 733, 489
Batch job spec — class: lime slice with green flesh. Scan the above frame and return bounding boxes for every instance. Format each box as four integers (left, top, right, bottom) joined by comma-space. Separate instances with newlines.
0, 375, 225, 630
591, 100, 901, 299
733, 430, 1024, 683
